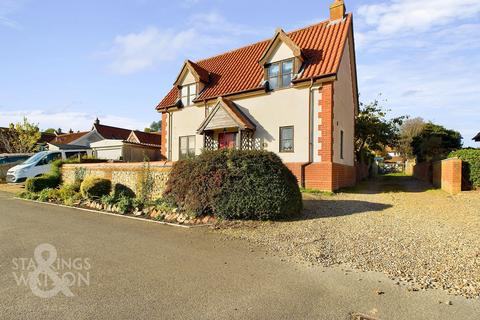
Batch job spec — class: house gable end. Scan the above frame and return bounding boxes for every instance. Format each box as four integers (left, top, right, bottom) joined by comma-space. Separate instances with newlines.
258, 29, 303, 66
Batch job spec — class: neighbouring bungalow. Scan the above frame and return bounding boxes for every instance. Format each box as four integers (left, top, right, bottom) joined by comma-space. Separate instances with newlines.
91, 130, 161, 162
473, 132, 480, 142
48, 119, 163, 161
155, 0, 358, 191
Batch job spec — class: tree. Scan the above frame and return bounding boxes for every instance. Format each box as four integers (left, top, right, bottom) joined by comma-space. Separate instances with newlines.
0, 117, 41, 153
397, 117, 426, 159
144, 120, 161, 133
44, 128, 56, 134
412, 123, 462, 162
355, 98, 406, 162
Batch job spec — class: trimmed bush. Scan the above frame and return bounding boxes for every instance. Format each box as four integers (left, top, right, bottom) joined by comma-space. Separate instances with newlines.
113, 183, 136, 199
25, 159, 78, 193
25, 174, 61, 193
449, 149, 480, 189
163, 149, 303, 220
80, 177, 112, 199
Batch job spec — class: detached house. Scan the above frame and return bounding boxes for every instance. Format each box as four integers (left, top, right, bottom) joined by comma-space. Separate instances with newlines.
156, 0, 359, 191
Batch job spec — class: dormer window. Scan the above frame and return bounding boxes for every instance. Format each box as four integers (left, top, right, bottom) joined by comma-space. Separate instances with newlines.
181, 83, 197, 106
267, 59, 294, 90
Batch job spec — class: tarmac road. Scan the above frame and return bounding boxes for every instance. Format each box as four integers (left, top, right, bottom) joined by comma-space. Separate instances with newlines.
0, 191, 478, 320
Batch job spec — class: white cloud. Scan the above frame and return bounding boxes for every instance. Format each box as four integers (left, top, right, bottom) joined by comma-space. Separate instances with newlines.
358, 0, 480, 35
0, 0, 22, 28
104, 11, 267, 75
0, 110, 149, 132
353, 0, 480, 147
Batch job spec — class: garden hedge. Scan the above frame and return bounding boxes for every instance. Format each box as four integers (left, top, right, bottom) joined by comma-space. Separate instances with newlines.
163, 149, 303, 220
449, 149, 480, 188
25, 174, 61, 193
80, 177, 112, 199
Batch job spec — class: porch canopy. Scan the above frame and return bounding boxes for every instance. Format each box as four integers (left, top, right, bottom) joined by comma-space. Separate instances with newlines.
197, 97, 256, 150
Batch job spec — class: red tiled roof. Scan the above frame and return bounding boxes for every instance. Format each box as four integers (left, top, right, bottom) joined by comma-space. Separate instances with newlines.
157, 14, 352, 110
131, 130, 162, 146
187, 60, 210, 83
50, 132, 89, 145
94, 123, 131, 140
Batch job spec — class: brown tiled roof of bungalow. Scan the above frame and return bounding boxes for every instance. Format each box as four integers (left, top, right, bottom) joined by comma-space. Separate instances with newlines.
131, 130, 162, 146
50, 131, 89, 145
157, 14, 353, 110
94, 123, 132, 140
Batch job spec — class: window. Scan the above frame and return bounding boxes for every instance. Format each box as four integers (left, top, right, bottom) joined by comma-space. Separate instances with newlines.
37, 152, 61, 166
179, 136, 196, 160
267, 59, 294, 90
340, 130, 344, 160
180, 84, 197, 106
279, 126, 294, 152
66, 151, 87, 159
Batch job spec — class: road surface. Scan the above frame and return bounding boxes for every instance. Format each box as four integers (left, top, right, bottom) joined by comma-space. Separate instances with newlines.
0, 191, 478, 319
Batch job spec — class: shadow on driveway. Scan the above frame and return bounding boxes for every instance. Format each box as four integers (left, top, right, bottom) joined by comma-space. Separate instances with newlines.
287, 199, 393, 221
339, 175, 433, 194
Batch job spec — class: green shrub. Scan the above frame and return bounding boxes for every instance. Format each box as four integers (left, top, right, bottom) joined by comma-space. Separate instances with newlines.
117, 195, 133, 214
19, 191, 39, 201
113, 183, 136, 199
58, 184, 82, 205
37, 188, 61, 202
163, 149, 303, 220
153, 198, 176, 213
25, 159, 78, 193
80, 177, 112, 199
100, 194, 116, 206
449, 149, 480, 188
25, 174, 61, 193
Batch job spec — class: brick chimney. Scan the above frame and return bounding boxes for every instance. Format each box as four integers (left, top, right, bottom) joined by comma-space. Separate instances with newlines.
330, 0, 346, 21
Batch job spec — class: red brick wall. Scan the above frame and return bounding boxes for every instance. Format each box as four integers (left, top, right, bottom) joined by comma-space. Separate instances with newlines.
332, 163, 356, 190
304, 162, 334, 190
299, 82, 357, 192
318, 83, 334, 162
433, 159, 462, 194
413, 159, 462, 194
284, 163, 305, 185
161, 113, 167, 159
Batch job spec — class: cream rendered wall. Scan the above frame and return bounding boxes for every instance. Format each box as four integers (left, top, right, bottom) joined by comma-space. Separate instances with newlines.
91, 140, 124, 160
169, 106, 205, 161
180, 70, 196, 85
228, 87, 310, 163
332, 40, 355, 166
167, 41, 311, 163
267, 42, 294, 63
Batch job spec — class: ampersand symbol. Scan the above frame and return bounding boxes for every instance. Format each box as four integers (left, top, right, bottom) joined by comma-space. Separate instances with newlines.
28, 243, 74, 298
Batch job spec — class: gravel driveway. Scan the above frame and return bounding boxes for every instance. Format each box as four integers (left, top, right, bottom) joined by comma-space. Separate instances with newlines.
218, 175, 480, 299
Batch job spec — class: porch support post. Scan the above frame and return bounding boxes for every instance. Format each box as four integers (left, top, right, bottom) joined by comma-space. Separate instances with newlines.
236, 130, 242, 150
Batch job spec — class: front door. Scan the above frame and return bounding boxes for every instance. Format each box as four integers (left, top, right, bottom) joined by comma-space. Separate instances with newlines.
218, 132, 236, 149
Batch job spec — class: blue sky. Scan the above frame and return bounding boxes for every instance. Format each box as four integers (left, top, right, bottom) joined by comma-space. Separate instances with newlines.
1, 0, 479, 147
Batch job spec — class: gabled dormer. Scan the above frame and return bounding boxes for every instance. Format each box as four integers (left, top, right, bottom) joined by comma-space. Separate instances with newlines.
174, 60, 210, 107
258, 28, 304, 91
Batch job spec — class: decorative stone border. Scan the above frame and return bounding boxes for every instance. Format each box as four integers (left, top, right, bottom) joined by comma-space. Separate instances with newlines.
82, 199, 217, 225
15, 197, 216, 228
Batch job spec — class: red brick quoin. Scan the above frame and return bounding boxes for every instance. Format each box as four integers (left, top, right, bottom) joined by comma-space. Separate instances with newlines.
286, 83, 355, 192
